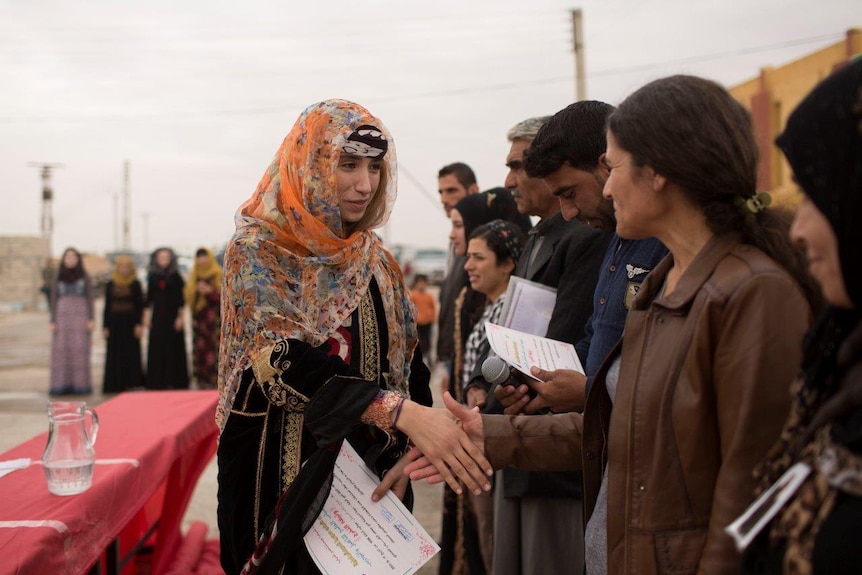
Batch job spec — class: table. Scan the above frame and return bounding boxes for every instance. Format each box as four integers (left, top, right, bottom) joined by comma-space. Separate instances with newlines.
0, 390, 219, 575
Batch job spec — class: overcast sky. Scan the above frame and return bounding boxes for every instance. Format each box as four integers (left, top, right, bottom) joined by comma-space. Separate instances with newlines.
1, 0, 858, 256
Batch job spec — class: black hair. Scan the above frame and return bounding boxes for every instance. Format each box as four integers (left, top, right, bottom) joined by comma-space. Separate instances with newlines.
524, 100, 616, 179
438, 162, 477, 190
469, 220, 525, 267
608, 75, 820, 311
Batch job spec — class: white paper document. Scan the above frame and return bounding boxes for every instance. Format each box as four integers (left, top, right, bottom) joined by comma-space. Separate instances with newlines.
725, 461, 812, 551
304, 442, 440, 575
485, 322, 584, 380
499, 276, 557, 336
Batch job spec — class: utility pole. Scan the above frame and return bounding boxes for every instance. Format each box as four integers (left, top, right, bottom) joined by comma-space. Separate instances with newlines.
113, 192, 120, 251
122, 161, 131, 251
28, 162, 64, 257
571, 9, 586, 101
140, 212, 150, 253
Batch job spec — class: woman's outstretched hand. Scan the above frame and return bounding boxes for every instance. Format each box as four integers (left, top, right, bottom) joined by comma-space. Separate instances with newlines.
371, 453, 411, 503
395, 392, 491, 495
402, 392, 488, 486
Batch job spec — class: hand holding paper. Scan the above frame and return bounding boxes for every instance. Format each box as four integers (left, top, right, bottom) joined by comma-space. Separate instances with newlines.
484, 322, 584, 380
522, 366, 587, 413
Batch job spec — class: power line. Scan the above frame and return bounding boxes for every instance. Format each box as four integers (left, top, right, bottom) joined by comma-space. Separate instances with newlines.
398, 164, 445, 213
0, 31, 846, 124
588, 32, 845, 78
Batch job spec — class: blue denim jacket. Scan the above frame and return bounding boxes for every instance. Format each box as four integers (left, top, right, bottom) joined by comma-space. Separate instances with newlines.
575, 234, 668, 393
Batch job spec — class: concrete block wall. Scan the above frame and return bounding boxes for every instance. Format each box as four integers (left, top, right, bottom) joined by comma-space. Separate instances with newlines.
0, 236, 50, 312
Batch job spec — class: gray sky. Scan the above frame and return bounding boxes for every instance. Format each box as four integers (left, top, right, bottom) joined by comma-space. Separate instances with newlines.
1, 0, 858, 256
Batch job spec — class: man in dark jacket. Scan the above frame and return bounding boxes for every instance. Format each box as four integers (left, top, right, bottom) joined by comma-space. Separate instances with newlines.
490, 116, 610, 575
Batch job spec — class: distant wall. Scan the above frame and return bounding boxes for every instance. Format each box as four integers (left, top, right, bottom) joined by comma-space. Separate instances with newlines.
0, 236, 51, 312
730, 28, 862, 207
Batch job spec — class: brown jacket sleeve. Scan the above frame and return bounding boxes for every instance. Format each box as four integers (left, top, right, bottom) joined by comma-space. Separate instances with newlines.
483, 411, 585, 472
698, 273, 808, 574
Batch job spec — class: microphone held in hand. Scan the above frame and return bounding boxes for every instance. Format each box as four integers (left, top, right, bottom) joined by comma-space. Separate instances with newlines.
482, 356, 519, 387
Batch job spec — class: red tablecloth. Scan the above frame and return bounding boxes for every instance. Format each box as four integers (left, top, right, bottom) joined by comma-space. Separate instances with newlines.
0, 390, 219, 575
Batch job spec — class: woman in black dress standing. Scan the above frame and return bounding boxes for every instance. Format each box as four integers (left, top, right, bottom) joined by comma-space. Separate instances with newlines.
144, 247, 189, 390
102, 254, 144, 392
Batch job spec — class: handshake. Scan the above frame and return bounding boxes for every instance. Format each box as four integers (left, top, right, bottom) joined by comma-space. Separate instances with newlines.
388, 358, 588, 498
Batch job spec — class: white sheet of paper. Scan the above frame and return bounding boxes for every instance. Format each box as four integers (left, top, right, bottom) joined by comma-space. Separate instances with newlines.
485, 322, 584, 380
499, 276, 557, 337
725, 461, 812, 551
304, 442, 440, 575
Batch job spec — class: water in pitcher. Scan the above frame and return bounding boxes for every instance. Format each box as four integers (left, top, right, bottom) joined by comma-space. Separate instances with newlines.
44, 459, 95, 496
42, 401, 99, 496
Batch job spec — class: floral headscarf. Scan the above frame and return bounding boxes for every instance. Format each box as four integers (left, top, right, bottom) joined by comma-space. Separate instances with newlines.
184, 248, 223, 313
216, 100, 416, 431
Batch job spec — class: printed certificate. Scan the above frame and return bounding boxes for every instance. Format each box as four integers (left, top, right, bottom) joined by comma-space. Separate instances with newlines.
485, 321, 584, 379
304, 442, 440, 575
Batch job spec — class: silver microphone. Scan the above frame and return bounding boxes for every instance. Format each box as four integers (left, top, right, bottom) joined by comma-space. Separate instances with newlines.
482, 356, 518, 387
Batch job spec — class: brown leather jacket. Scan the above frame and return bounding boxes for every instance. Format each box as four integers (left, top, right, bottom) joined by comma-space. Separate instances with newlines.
484, 235, 810, 574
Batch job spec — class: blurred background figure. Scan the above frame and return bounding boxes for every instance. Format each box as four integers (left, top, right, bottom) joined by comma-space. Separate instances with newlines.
39, 257, 56, 310
435, 162, 481, 418
102, 254, 145, 393
409, 273, 437, 365
49, 247, 94, 395
184, 247, 222, 390
144, 247, 189, 390
742, 58, 862, 575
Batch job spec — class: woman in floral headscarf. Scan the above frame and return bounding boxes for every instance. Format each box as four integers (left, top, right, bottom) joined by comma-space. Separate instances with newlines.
184, 247, 222, 389
217, 100, 491, 575
740, 58, 862, 575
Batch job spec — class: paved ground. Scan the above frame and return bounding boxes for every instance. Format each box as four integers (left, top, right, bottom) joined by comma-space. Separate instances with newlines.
0, 305, 444, 574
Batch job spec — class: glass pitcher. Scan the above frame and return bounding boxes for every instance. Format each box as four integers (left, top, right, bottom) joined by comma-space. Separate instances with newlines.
41, 401, 99, 496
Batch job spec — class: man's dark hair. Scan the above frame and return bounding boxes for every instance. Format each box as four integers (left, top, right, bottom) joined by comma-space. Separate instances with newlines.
523, 101, 616, 179
438, 162, 477, 190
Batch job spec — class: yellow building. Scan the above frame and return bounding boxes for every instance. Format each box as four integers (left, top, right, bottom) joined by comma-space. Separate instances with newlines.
730, 28, 861, 206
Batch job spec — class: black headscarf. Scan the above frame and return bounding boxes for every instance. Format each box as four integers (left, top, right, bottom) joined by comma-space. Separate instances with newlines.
747, 60, 862, 574
147, 246, 179, 280
57, 247, 85, 283
776, 57, 862, 308
453, 187, 532, 242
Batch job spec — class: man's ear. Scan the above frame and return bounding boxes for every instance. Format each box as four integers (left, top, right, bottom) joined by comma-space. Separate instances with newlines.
468, 183, 480, 194
596, 153, 610, 179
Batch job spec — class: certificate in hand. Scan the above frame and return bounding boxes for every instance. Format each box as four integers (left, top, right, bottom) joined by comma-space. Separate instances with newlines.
304, 441, 440, 575
498, 276, 557, 336
485, 322, 584, 380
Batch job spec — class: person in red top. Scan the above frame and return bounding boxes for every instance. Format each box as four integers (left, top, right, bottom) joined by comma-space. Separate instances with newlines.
410, 273, 437, 364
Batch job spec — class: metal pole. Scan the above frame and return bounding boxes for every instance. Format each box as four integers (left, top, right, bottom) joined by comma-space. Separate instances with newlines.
113, 192, 119, 251
28, 162, 63, 258
572, 9, 586, 101
122, 161, 131, 251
